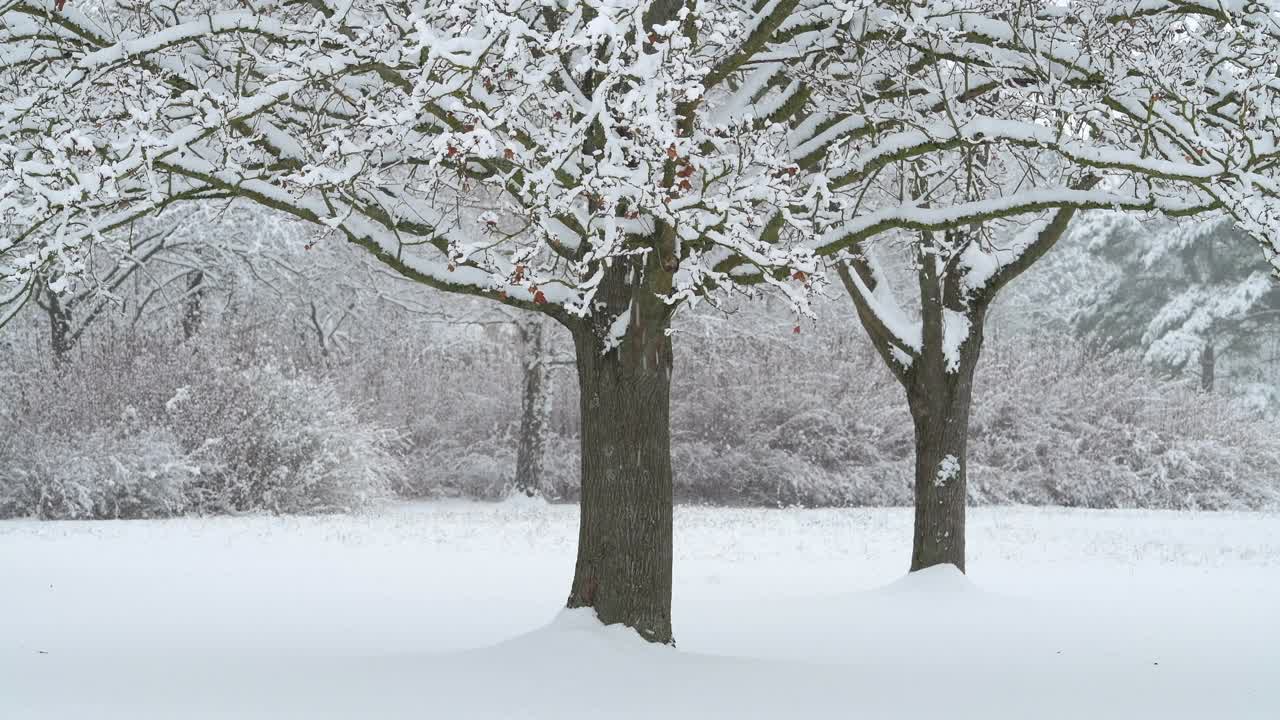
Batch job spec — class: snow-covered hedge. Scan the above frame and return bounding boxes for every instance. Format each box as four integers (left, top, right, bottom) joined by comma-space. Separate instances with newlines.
165, 366, 401, 514
668, 334, 1280, 510
3, 299, 1276, 517
0, 336, 401, 519
343, 318, 1279, 511
0, 427, 197, 520
967, 343, 1280, 510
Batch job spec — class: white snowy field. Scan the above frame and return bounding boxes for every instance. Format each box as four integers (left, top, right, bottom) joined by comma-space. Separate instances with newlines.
1, 501, 1277, 719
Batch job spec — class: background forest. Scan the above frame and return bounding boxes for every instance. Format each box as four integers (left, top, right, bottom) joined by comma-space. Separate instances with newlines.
3, 207, 1277, 520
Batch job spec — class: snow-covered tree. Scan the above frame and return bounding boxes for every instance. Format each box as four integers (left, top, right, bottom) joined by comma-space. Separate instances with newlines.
1075, 213, 1280, 405
0, 0, 823, 643
30, 223, 177, 364
799, 1, 1280, 572
9, 201, 287, 363
6, 0, 1280, 637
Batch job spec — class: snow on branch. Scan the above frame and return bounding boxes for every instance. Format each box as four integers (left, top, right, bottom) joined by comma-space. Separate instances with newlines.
3, 0, 1280, 335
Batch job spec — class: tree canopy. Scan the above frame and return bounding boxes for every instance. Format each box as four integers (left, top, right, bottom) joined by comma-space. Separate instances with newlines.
6, 1, 1280, 332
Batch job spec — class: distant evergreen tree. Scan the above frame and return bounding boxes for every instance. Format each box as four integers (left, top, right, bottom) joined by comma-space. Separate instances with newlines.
1075, 213, 1280, 411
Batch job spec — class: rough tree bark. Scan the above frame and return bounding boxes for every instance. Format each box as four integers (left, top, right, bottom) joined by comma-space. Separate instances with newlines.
563, 250, 675, 645
905, 309, 985, 572
513, 317, 552, 498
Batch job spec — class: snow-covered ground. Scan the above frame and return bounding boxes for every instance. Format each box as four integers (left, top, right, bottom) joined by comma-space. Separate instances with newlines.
2, 501, 1277, 719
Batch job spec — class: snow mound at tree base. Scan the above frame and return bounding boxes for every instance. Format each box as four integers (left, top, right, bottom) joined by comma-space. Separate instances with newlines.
479, 607, 671, 656
879, 562, 975, 592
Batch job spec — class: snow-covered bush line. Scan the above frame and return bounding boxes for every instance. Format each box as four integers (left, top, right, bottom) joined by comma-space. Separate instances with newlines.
166, 366, 402, 514
0, 427, 197, 520
2, 300, 1276, 516
651, 329, 1280, 510
968, 343, 1280, 510
376, 318, 1279, 511
0, 332, 401, 520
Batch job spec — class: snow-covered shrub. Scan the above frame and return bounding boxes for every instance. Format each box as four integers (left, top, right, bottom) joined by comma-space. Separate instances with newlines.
0, 427, 198, 520
165, 366, 401, 514
0, 325, 402, 517
672, 441, 909, 507
332, 322, 525, 496
398, 432, 583, 501
661, 313, 914, 507
4, 266, 1276, 514
764, 410, 902, 470
969, 339, 1280, 510
400, 437, 514, 499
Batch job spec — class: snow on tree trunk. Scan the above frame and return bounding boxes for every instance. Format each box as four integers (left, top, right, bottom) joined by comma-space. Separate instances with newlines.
513, 318, 550, 498
565, 255, 674, 645
907, 335, 983, 572
840, 214, 1080, 575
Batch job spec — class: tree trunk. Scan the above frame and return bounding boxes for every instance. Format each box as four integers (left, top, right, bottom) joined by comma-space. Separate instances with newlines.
905, 328, 983, 573
44, 284, 73, 366
564, 257, 674, 645
182, 269, 205, 341
513, 318, 551, 497
1199, 340, 1215, 393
